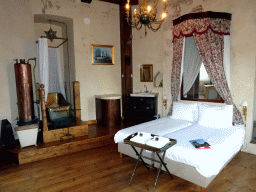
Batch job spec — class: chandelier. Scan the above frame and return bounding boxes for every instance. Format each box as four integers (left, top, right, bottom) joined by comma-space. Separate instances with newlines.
125, 0, 167, 36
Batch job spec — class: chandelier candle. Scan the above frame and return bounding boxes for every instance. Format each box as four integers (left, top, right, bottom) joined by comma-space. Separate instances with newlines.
125, 0, 167, 36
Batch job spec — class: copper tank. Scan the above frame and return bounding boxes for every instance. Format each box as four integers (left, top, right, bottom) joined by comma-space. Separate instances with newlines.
14, 59, 35, 125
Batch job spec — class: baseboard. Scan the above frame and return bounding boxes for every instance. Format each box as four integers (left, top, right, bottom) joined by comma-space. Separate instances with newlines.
85, 120, 97, 125
85, 117, 124, 124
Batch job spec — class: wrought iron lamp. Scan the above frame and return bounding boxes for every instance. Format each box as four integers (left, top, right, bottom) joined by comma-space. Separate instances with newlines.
125, 0, 167, 36
44, 27, 57, 42
41, 20, 68, 48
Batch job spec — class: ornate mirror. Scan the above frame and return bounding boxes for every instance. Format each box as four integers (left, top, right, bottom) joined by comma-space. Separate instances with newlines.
154, 71, 163, 87
140, 64, 153, 82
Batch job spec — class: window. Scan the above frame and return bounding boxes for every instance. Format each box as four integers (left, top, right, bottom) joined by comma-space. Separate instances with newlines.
181, 64, 224, 103
180, 36, 224, 103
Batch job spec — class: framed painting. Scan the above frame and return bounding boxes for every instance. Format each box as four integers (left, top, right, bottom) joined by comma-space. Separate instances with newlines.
140, 64, 153, 82
92, 44, 114, 65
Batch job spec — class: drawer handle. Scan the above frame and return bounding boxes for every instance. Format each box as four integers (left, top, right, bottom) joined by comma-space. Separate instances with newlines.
146, 107, 149, 109
134, 107, 136, 108
140, 98, 144, 101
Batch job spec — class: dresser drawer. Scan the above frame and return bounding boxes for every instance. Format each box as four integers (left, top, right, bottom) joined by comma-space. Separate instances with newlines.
130, 105, 154, 113
128, 95, 158, 125
130, 97, 154, 109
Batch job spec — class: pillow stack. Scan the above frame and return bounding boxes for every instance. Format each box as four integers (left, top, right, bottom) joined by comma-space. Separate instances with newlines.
198, 104, 233, 128
171, 101, 233, 128
171, 102, 198, 122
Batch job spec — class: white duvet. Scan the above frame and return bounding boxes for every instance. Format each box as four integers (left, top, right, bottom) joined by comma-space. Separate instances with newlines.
114, 117, 194, 143
114, 117, 245, 178
164, 124, 245, 177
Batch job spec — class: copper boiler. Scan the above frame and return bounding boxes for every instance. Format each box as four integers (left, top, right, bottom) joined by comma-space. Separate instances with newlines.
14, 59, 36, 125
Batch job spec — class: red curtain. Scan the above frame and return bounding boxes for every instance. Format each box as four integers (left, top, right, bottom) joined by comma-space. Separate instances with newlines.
169, 36, 184, 115
193, 30, 243, 124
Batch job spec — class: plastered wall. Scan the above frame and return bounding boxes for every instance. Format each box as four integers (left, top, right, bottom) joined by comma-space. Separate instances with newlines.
31, 0, 121, 121
0, 0, 121, 134
0, 0, 36, 135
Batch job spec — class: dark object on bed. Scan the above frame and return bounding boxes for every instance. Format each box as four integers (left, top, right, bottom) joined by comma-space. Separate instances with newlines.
190, 139, 211, 149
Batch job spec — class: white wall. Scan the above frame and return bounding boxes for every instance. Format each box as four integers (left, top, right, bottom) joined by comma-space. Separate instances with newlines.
0, 0, 121, 135
30, 0, 121, 121
0, 0, 36, 135
132, 5, 165, 117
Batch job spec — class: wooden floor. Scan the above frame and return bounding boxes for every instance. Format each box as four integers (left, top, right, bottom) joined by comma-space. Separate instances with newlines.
0, 143, 256, 192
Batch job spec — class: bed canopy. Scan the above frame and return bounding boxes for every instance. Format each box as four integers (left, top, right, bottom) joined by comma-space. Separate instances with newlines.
170, 11, 243, 125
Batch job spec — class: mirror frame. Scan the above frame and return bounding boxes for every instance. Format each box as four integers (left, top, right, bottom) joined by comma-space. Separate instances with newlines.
154, 71, 163, 87
140, 64, 153, 82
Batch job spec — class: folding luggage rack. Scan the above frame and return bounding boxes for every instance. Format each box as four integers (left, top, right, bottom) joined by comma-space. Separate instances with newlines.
124, 133, 177, 192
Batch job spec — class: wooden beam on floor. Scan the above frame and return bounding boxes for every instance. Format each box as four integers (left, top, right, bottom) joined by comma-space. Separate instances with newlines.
5, 120, 131, 165
12, 134, 114, 165
43, 123, 88, 143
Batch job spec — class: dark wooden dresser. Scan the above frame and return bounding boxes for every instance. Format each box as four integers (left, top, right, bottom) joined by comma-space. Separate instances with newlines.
128, 93, 158, 125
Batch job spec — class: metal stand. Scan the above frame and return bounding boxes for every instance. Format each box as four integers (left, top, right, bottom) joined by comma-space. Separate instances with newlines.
60, 127, 74, 141
129, 145, 173, 192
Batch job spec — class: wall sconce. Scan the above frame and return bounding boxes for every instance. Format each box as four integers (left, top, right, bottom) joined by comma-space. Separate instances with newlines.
241, 101, 248, 127
163, 96, 167, 110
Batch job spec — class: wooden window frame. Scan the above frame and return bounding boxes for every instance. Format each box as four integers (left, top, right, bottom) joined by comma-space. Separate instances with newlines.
180, 78, 224, 103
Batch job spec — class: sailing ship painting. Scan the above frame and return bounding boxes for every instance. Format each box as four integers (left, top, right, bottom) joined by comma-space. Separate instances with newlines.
92, 45, 114, 65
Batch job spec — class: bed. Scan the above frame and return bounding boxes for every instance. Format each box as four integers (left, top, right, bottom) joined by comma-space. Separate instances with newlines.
114, 101, 245, 191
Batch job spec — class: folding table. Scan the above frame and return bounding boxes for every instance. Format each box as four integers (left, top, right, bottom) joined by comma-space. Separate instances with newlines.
124, 133, 177, 192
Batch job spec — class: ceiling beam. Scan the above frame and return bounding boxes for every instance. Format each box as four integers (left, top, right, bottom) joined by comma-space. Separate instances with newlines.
98, 0, 138, 5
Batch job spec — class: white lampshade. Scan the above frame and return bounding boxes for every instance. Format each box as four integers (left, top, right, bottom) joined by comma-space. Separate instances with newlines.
241, 101, 248, 107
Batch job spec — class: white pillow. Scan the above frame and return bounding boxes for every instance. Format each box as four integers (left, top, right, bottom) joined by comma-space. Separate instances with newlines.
171, 102, 198, 122
198, 104, 233, 128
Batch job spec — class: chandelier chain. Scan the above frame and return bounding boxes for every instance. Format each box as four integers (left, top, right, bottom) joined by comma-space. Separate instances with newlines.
139, 0, 143, 11
153, 0, 158, 21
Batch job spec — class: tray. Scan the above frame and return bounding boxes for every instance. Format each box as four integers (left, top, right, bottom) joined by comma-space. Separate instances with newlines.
124, 132, 177, 153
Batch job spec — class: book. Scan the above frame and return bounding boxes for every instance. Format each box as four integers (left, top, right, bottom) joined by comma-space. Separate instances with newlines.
130, 132, 170, 148
189, 139, 211, 149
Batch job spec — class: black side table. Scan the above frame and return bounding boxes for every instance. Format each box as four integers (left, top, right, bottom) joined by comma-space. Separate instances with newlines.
124, 133, 177, 192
